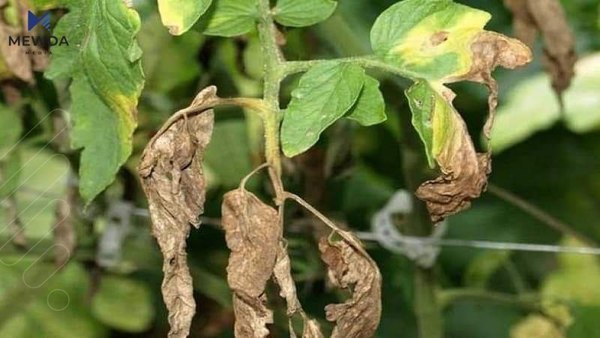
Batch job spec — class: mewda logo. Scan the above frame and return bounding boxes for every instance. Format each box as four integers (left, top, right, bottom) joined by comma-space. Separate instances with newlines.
28, 11, 51, 31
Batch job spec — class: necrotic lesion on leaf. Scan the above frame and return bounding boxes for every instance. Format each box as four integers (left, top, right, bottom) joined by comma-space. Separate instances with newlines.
221, 188, 281, 337
503, 0, 577, 101
419, 32, 530, 223
319, 231, 382, 338
273, 242, 325, 338
137, 87, 216, 338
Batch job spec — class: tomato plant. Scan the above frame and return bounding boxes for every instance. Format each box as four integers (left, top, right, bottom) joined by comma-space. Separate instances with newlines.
1, 0, 597, 337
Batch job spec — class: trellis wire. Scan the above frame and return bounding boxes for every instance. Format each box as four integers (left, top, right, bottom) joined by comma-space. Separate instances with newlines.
9, 189, 600, 257
355, 232, 600, 256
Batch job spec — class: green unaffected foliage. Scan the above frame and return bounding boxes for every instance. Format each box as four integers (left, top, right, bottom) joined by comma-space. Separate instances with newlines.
273, 0, 337, 27
202, 0, 258, 37
281, 62, 365, 157
45, 0, 144, 204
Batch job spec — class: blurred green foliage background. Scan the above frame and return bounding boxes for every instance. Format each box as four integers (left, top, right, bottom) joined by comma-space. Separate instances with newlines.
0, 0, 600, 337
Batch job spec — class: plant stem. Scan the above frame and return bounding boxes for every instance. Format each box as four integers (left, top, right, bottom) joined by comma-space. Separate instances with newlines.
257, 0, 284, 185
399, 108, 443, 338
313, 13, 443, 337
439, 288, 540, 311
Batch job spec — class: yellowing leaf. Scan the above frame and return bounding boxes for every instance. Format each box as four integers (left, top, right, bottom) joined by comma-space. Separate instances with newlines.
373, 0, 531, 221
158, 0, 212, 35
405, 81, 490, 222
45, 0, 144, 203
371, 0, 490, 81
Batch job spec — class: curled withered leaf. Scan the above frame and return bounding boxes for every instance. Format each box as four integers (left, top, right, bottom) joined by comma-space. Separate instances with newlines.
408, 32, 531, 223
407, 82, 490, 223
273, 243, 324, 338
456, 31, 531, 138
221, 188, 280, 338
138, 87, 216, 338
319, 232, 382, 338
504, 0, 576, 99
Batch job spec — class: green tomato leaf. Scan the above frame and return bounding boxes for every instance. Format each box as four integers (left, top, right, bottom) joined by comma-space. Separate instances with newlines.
281, 62, 365, 157
45, 0, 144, 204
370, 0, 451, 56
346, 75, 386, 126
91, 276, 154, 332
202, 0, 258, 37
405, 81, 441, 168
158, 0, 212, 35
274, 0, 337, 27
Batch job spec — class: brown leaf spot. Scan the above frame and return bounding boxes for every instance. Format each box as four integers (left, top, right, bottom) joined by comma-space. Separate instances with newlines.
319, 233, 382, 338
221, 189, 280, 337
138, 88, 215, 338
430, 31, 449, 46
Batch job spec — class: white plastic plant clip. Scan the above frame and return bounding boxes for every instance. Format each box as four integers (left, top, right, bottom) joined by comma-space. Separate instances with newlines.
370, 190, 446, 268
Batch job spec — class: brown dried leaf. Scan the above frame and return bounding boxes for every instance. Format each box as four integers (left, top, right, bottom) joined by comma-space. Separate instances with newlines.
138, 87, 216, 338
319, 232, 382, 338
414, 32, 531, 223
301, 320, 325, 338
458, 31, 532, 138
273, 243, 324, 338
221, 188, 280, 338
504, 0, 576, 98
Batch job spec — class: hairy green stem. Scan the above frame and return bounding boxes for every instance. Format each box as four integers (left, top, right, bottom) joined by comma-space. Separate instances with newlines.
257, 0, 284, 182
